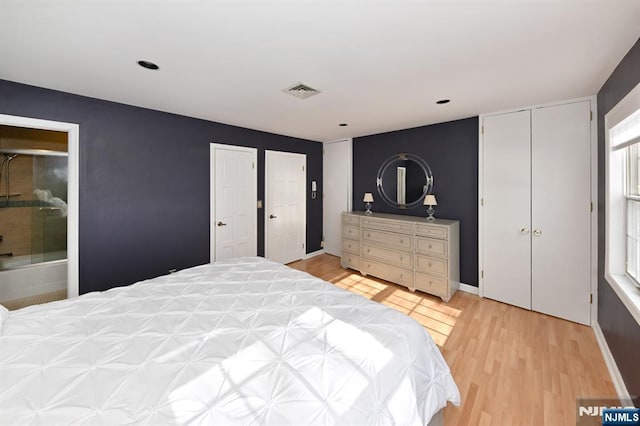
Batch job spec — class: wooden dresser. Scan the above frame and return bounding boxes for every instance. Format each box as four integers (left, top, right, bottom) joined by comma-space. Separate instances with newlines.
341, 211, 460, 302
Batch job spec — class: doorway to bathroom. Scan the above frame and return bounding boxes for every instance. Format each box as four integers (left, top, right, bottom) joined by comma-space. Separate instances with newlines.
0, 114, 79, 310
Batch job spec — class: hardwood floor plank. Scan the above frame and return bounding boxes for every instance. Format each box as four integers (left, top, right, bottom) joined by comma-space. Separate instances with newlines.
289, 254, 617, 425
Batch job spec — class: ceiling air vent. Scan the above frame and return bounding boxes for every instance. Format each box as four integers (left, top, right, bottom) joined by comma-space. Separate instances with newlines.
283, 82, 321, 100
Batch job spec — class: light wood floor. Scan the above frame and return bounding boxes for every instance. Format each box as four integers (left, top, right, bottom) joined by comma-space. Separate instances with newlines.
289, 254, 616, 426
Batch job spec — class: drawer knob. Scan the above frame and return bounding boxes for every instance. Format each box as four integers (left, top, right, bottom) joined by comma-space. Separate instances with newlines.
428, 262, 432, 267
429, 245, 432, 249
367, 249, 370, 253
400, 256, 403, 261
367, 233, 371, 237
400, 239, 404, 244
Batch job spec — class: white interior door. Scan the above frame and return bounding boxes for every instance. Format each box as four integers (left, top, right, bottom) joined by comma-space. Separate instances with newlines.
531, 101, 592, 325
323, 139, 352, 256
482, 110, 532, 310
210, 144, 257, 262
265, 150, 306, 264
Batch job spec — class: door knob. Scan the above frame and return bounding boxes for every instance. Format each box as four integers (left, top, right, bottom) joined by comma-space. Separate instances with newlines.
269, 214, 277, 219
520, 228, 529, 234
533, 229, 542, 236
217, 221, 227, 227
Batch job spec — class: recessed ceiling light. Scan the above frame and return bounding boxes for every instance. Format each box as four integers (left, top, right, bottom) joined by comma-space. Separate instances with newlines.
137, 60, 159, 70
338, 123, 348, 127
436, 99, 450, 104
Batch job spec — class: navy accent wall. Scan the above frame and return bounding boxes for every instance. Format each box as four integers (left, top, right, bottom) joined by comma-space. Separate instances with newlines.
353, 117, 479, 286
0, 79, 323, 294
597, 38, 640, 402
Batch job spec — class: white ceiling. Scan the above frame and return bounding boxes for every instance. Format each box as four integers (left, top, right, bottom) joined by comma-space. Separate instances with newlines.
0, 0, 639, 142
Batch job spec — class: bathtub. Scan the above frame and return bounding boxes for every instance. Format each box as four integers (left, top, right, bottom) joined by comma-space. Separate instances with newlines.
0, 255, 67, 303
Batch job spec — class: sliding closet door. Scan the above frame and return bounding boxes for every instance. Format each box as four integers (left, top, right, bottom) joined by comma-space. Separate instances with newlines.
482, 110, 532, 310
531, 101, 591, 325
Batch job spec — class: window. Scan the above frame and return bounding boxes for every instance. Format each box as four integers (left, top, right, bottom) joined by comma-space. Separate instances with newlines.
606, 81, 640, 324
621, 115, 640, 285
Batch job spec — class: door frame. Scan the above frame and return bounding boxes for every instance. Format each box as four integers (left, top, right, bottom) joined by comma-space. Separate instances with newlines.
210, 143, 257, 262
264, 150, 307, 262
0, 114, 79, 298
478, 95, 597, 324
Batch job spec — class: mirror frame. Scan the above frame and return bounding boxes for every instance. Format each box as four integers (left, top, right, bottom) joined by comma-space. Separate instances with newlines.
376, 153, 433, 209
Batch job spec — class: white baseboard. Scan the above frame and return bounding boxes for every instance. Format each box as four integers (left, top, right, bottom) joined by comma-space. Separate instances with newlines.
458, 282, 479, 295
304, 249, 325, 260
592, 321, 632, 402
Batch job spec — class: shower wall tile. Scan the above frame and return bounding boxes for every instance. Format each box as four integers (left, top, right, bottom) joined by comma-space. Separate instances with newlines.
0, 156, 33, 258
0, 207, 32, 258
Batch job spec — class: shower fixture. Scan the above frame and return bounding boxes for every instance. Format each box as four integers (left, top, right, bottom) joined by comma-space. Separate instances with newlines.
0, 153, 18, 207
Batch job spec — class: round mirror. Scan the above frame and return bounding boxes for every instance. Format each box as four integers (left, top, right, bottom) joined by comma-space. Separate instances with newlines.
376, 153, 433, 209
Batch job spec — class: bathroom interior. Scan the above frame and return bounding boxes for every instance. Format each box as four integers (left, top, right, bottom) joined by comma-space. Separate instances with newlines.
0, 124, 68, 310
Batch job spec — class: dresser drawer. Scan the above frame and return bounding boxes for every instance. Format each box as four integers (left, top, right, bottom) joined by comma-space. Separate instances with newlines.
342, 214, 360, 226
362, 260, 413, 287
362, 244, 412, 268
343, 239, 360, 255
361, 217, 415, 234
415, 255, 448, 277
416, 224, 448, 240
341, 254, 360, 270
415, 273, 447, 297
343, 225, 359, 240
416, 237, 447, 258
362, 228, 412, 250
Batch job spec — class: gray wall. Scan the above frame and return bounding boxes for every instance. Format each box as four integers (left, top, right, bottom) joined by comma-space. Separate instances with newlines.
0, 79, 323, 294
597, 38, 640, 403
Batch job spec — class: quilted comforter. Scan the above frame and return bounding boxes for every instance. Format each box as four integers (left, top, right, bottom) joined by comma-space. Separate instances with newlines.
0, 257, 459, 425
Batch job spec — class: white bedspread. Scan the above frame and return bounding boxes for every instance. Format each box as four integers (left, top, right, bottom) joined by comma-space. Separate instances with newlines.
0, 257, 459, 425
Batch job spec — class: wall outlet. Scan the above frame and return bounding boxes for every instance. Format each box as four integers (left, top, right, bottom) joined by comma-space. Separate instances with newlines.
320, 240, 324, 248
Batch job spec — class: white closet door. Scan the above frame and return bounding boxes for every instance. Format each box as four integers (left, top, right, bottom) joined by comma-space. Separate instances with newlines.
482, 110, 532, 310
265, 150, 306, 264
531, 101, 591, 325
210, 144, 257, 262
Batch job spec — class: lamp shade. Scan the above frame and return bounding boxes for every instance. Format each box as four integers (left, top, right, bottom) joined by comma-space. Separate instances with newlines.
423, 194, 437, 206
363, 192, 374, 203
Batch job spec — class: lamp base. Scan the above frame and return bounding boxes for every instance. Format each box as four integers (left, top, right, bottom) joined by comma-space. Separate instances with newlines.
426, 206, 435, 221
365, 202, 372, 215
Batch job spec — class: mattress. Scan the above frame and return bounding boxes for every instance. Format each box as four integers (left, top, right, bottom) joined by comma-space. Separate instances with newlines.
0, 257, 460, 425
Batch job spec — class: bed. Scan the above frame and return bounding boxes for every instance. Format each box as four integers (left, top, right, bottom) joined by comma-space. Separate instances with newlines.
0, 257, 460, 425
